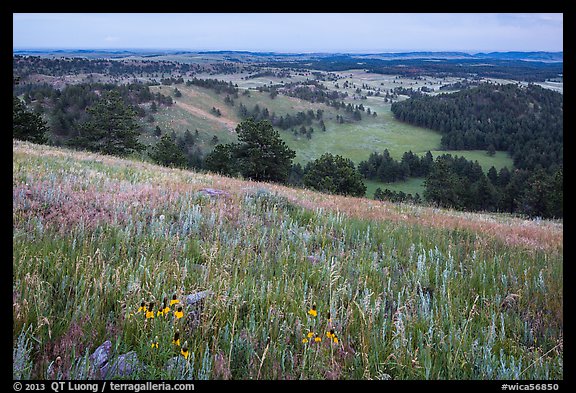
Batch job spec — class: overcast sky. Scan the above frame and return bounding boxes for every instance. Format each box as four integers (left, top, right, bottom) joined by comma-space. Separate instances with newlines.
13, 13, 563, 53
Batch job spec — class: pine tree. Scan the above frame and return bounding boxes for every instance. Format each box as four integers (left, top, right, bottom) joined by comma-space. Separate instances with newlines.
149, 134, 187, 168
303, 153, 366, 197
13, 97, 49, 144
234, 119, 296, 183
68, 90, 144, 156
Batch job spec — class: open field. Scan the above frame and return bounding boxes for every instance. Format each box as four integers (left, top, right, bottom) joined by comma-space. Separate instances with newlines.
364, 178, 427, 199
143, 75, 514, 198
13, 140, 563, 380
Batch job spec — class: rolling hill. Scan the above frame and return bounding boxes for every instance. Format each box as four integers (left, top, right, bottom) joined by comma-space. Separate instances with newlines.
13, 140, 562, 380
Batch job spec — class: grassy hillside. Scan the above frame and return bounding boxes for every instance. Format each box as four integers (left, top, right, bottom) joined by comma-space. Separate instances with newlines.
13, 140, 562, 380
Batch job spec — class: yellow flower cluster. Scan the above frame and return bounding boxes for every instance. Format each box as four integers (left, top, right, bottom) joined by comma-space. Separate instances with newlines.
326, 329, 339, 344
135, 294, 185, 321
302, 305, 340, 346
133, 293, 190, 360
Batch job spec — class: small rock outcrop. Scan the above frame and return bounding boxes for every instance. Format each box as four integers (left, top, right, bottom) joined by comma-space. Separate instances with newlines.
102, 351, 144, 379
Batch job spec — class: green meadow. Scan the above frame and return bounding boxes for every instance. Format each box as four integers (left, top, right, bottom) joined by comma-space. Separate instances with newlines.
143, 73, 514, 199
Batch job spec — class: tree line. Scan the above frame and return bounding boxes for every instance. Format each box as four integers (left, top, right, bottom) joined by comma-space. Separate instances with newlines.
14, 82, 173, 143
13, 55, 200, 78
237, 104, 326, 137
390, 82, 563, 172
13, 55, 254, 80
358, 148, 562, 218
264, 56, 562, 82
359, 150, 433, 182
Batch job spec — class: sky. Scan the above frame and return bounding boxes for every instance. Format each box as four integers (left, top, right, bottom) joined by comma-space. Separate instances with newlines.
12, 13, 563, 53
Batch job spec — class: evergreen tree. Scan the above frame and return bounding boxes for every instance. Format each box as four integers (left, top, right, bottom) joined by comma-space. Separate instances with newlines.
287, 163, 305, 186
424, 156, 461, 208
13, 97, 49, 144
204, 143, 238, 177
487, 166, 499, 184
303, 153, 366, 197
149, 134, 187, 168
68, 90, 144, 156
184, 129, 195, 146
234, 119, 296, 183
471, 175, 498, 211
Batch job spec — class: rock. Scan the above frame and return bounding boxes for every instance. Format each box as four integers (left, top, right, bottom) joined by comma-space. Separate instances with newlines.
185, 290, 213, 330
102, 351, 143, 379
185, 290, 214, 306
165, 356, 190, 378
199, 188, 230, 198
90, 340, 112, 370
69, 340, 112, 379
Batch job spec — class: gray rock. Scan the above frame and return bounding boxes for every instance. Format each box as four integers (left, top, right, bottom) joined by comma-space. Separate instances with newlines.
89, 340, 112, 370
184, 290, 213, 331
199, 188, 230, 197
185, 290, 214, 305
69, 340, 112, 379
102, 351, 143, 379
165, 356, 190, 378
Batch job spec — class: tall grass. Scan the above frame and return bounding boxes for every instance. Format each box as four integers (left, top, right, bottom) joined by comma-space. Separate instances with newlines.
13, 140, 562, 379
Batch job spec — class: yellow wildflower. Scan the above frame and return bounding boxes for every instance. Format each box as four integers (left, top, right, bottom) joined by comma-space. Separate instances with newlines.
151, 336, 159, 349
314, 335, 322, 343
146, 302, 155, 319
157, 300, 170, 317
302, 338, 308, 344
161, 297, 170, 315
137, 300, 146, 313
172, 330, 181, 347
333, 337, 339, 344
170, 294, 180, 306
181, 341, 189, 360
308, 304, 317, 317
307, 331, 314, 339
174, 306, 184, 319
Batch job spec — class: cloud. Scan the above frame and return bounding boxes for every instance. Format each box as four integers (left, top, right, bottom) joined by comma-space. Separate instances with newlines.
104, 36, 119, 42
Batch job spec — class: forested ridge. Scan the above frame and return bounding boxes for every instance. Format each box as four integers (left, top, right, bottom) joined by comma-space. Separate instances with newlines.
265, 57, 562, 82
391, 83, 563, 171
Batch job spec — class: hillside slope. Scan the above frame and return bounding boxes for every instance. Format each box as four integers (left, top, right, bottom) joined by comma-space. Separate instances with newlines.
13, 140, 562, 380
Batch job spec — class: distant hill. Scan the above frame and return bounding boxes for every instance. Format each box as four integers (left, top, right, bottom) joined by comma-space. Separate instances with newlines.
472, 51, 563, 62
13, 49, 563, 63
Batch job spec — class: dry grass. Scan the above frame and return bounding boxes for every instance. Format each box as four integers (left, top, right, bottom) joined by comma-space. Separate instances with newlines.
15, 139, 562, 252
